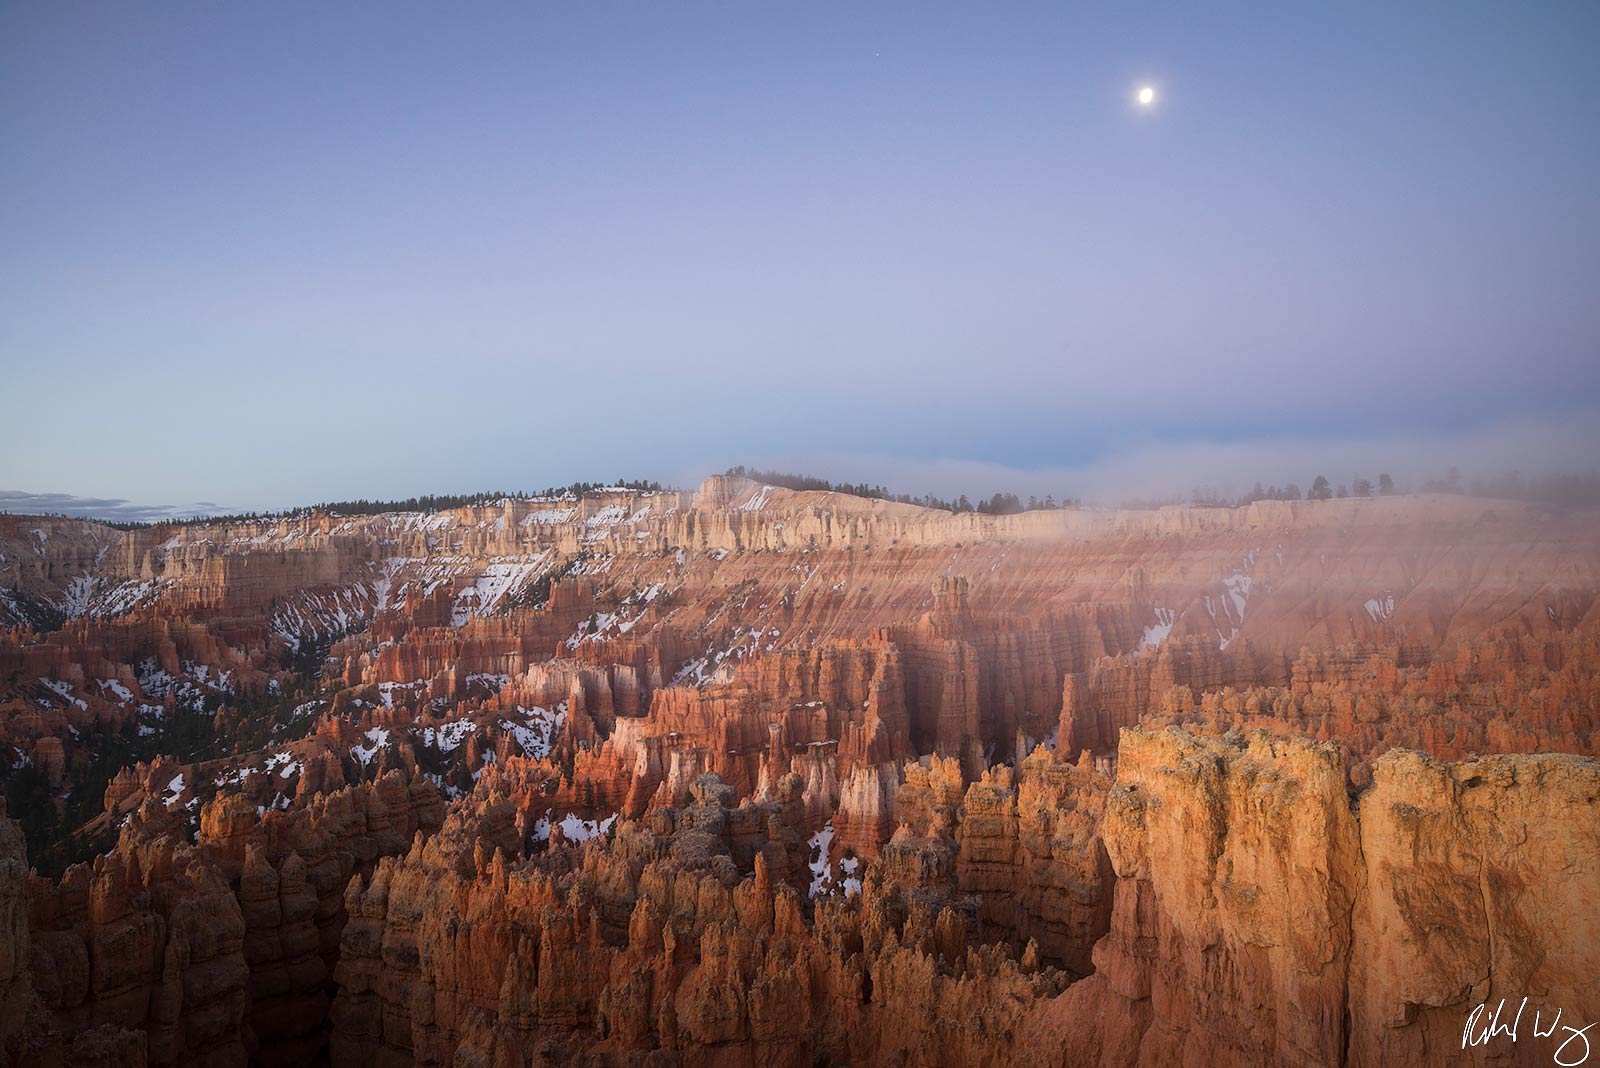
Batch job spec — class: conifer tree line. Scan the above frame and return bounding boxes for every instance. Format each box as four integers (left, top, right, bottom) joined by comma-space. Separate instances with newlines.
1185, 468, 1599, 508
8, 468, 1596, 529
723, 466, 1079, 515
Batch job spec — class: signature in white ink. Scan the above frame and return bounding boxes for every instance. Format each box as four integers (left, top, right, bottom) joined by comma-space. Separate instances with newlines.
1463, 998, 1594, 1066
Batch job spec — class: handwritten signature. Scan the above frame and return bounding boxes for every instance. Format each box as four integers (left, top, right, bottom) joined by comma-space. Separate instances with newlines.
1463, 998, 1594, 1066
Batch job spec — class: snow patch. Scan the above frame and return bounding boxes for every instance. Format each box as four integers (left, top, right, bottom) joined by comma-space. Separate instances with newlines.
417, 719, 478, 753
264, 751, 302, 780
557, 812, 615, 843
350, 727, 390, 766
1364, 591, 1396, 623
501, 704, 566, 760
38, 677, 87, 710
1140, 607, 1176, 649
1205, 553, 1257, 651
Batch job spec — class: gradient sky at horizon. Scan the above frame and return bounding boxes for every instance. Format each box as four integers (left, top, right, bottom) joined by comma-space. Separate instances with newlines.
2, 1, 1597, 514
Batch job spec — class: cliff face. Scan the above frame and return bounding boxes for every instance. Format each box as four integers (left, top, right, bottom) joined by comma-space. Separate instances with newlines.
1061, 729, 1363, 1068
954, 752, 1113, 977
196, 770, 445, 1068
28, 831, 251, 1068
2, 483, 1598, 1066
320, 731, 1600, 1068
1348, 750, 1600, 1068
1059, 729, 1600, 1068
0, 802, 36, 1068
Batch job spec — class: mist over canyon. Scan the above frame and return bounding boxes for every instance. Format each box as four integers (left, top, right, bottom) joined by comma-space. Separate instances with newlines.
6, 1, 1599, 1063
0, 475, 1594, 1067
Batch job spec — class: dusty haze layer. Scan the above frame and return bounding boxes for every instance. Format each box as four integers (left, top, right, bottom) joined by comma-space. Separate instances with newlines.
1, 476, 1597, 1067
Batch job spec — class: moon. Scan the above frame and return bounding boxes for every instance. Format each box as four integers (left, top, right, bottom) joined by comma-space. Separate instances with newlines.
1137, 85, 1157, 107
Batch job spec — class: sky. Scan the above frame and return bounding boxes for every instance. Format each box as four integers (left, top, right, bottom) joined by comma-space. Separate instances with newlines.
2, 1, 1597, 517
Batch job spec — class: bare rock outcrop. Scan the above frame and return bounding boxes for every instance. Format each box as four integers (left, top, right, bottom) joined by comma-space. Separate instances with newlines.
1348, 749, 1600, 1067
27, 832, 250, 1068
1059, 727, 1600, 1068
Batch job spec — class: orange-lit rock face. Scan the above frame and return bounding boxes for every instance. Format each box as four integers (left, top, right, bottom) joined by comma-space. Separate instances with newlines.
2, 482, 1598, 1066
1058, 729, 1600, 1068
328, 772, 1074, 1068
1062, 729, 1363, 1068
1347, 749, 1600, 1068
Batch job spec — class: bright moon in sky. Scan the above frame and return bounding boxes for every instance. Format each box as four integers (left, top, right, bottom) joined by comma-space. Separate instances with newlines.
1137, 85, 1157, 107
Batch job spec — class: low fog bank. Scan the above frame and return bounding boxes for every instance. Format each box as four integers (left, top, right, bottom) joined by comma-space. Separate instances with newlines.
758, 410, 1600, 510
8, 411, 1598, 525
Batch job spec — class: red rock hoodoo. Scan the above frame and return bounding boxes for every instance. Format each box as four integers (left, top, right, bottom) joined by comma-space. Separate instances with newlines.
1, 481, 1596, 1065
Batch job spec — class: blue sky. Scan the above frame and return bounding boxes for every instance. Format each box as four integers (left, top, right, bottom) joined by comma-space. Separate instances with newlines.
2, 1, 1596, 514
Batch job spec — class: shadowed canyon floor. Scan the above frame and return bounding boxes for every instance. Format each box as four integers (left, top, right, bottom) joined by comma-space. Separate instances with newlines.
1, 476, 1597, 1067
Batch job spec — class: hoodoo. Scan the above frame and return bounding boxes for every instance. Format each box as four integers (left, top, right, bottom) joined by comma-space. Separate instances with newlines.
2, 482, 1597, 1065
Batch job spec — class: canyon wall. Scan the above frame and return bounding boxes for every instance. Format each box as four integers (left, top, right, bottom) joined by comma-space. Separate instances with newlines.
2, 482, 1597, 1066
314, 729, 1600, 1068
1058, 729, 1600, 1068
